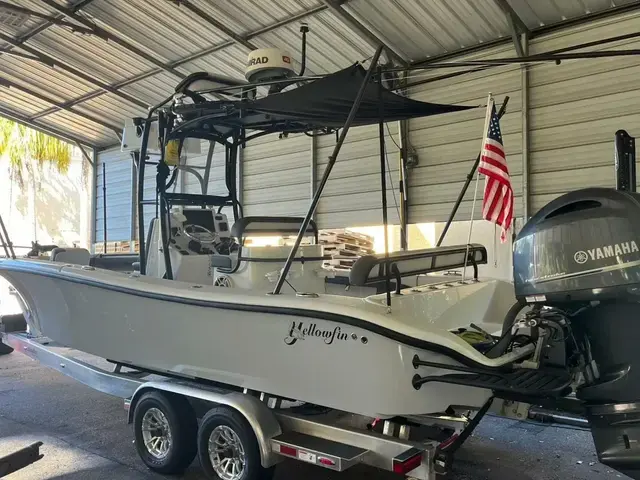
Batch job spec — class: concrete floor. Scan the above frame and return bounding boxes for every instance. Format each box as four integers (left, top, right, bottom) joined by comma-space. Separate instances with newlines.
0, 350, 628, 480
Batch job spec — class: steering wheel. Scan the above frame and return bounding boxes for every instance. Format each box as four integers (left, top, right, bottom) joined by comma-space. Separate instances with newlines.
183, 224, 217, 245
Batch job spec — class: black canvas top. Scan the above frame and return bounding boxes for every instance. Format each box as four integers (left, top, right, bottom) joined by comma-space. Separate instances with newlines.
168, 64, 475, 141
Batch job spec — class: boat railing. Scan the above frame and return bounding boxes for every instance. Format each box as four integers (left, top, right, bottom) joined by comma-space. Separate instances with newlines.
348, 244, 488, 294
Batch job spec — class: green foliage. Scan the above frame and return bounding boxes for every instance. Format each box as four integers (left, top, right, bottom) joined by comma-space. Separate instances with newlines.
0, 118, 71, 187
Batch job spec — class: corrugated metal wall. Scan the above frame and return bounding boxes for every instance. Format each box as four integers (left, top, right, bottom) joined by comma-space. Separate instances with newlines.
242, 133, 310, 217
95, 9, 640, 240
316, 123, 401, 228
528, 11, 640, 212
407, 43, 523, 223
95, 146, 133, 243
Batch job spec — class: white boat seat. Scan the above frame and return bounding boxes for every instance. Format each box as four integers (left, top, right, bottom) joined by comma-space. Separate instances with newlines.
349, 244, 488, 287
50, 247, 91, 266
231, 216, 318, 242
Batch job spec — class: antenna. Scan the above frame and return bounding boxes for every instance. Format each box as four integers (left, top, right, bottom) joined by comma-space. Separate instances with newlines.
299, 23, 309, 77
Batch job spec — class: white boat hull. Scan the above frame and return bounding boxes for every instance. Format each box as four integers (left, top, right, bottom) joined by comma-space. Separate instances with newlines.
0, 259, 520, 418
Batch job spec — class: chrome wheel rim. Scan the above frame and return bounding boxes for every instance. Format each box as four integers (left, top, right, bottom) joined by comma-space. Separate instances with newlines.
141, 407, 172, 459
209, 425, 246, 480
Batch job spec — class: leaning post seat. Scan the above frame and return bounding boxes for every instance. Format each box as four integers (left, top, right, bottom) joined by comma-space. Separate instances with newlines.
230, 216, 319, 243
349, 244, 488, 291
90, 254, 140, 272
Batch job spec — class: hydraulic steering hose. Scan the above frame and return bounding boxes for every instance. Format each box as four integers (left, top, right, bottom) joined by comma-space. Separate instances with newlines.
484, 300, 528, 359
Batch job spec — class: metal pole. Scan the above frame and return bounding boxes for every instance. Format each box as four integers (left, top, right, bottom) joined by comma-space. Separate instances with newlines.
436, 96, 510, 247
273, 45, 385, 295
102, 161, 107, 253
137, 117, 152, 274
202, 141, 215, 195
521, 32, 530, 220
379, 66, 392, 307
0, 214, 15, 259
89, 147, 98, 250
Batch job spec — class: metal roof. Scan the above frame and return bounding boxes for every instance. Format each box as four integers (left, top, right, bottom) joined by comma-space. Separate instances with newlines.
0, 0, 638, 149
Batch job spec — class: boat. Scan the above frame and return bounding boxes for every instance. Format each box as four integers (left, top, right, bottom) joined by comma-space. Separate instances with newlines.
2, 45, 640, 480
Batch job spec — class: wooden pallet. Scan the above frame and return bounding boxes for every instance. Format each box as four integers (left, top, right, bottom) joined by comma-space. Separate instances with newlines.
94, 240, 138, 254
319, 231, 374, 249
322, 245, 372, 256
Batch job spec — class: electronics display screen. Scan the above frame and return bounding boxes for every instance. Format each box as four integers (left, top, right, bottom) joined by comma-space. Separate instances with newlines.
182, 209, 216, 231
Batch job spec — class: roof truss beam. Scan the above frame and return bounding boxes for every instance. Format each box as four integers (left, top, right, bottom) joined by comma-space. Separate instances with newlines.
0, 76, 122, 134
493, 0, 530, 34
40, 0, 188, 83
2, 50, 54, 66
175, 0, 258, 51
0, 1, 96, 35
0, 0, 96, 55
29, 4, 328, 120
321, 0, 408, 67
0, 30, 149, 110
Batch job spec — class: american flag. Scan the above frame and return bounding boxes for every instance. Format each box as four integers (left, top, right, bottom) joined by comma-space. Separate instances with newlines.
478, 103, 513, 242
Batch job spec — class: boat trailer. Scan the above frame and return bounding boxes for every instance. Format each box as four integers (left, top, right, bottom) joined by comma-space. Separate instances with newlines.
2, 330, 468, 480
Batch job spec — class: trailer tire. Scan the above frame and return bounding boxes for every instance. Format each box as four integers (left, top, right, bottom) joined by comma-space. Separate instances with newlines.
133, 390, 197, 474
0, 342, 13, 355
198, 406, 275, 480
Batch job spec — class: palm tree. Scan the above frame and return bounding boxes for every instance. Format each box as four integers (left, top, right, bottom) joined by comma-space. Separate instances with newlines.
0, 118, 73, 242
0, 118, 71, 187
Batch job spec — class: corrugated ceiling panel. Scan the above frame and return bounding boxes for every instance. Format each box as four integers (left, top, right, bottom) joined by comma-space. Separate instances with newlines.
407, 44, 523, 223
345, 0, 509, 62
507, 0, 638, 28
315, 123, 401, 229
1, 0, 636, 152
0, 54, 96, 100
179, 44, 249, 80
29, 26, 156, 84
527, 10, 640, 215
186, 0, 320, 36
0, 86, 54, 115
82, 0, 230, 63
119, 71, 177, 106
95, 146, 133, 242
39, 110, 116, 147
76, 92, 147, 131
243, 133, 310, 217
0, 0, 48, 44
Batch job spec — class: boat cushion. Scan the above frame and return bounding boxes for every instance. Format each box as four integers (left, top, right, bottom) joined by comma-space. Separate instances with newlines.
50, 247, 91, 266
90, 254, 139, 272
349, 244, 487, 286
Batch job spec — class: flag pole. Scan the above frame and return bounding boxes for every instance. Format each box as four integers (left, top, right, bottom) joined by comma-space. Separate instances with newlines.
463, 93, 494, 281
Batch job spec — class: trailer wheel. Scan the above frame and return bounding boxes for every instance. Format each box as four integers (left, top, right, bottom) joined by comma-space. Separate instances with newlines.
198, 406, 275, 480
133, 391, 197, 474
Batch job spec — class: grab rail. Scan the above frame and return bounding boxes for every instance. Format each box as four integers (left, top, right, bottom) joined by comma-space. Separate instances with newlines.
349, 244, 487, 288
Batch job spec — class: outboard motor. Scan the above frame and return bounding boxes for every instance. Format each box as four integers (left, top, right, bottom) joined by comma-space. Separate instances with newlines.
513, 187, 640, 479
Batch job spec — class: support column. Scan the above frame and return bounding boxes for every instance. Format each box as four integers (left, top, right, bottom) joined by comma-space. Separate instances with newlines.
130, 154, 137, 252
89, 148, 98, 252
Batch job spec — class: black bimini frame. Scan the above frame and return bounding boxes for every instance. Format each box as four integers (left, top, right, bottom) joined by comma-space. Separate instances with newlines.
273, 46, 385, 295
133, 43, 475, 299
